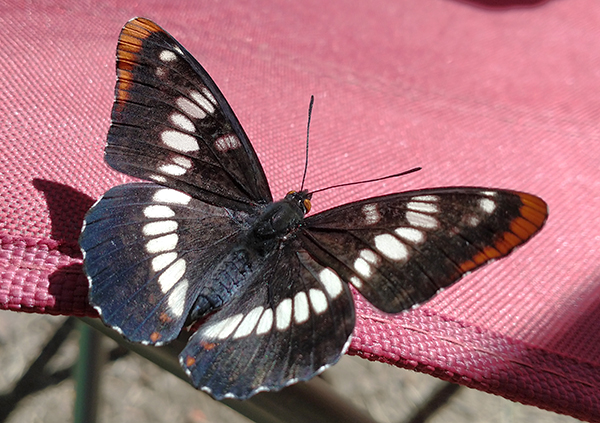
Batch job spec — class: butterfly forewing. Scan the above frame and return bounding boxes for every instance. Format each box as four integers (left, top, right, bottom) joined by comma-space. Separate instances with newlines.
180, 246, 355, 400
107, 18, 272, 211
301, 188, 547, 313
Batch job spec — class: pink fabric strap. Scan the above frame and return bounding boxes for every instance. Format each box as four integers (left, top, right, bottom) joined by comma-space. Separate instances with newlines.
1, 1, 598, 420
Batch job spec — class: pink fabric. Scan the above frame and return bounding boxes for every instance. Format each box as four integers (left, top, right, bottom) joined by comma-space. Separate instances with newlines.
1, 0, 598, 420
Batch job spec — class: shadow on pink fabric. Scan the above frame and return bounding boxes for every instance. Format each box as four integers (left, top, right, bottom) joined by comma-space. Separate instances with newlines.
0, 0, 597, 420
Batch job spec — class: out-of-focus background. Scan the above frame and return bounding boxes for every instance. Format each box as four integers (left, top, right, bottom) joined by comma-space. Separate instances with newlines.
0, 311, 582, 423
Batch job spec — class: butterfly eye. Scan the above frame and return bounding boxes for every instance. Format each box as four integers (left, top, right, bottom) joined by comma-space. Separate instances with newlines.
303, 198, 312, 213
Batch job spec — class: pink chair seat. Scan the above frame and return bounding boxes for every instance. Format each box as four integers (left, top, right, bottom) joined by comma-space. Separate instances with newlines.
1, 1, 598, 420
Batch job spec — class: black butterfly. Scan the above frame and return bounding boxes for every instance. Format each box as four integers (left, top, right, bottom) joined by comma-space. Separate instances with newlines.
80, 17, 548, 400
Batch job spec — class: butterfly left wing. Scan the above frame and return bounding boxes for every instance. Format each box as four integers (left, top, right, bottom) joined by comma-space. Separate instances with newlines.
300, 188, 548, 313
80, 183, 251, 345
179, 245, 355, 400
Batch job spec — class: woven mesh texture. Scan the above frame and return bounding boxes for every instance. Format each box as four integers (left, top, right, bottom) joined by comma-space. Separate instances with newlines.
1, 1, 599, 420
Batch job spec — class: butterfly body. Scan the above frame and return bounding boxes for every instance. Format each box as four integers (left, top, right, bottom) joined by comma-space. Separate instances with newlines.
80, 17, 548, 400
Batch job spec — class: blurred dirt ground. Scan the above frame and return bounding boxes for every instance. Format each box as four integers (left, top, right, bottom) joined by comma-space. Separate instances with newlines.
0, 311, 583, 423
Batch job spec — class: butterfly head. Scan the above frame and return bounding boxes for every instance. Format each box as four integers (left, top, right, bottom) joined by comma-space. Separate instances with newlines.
285, 190, 312, 214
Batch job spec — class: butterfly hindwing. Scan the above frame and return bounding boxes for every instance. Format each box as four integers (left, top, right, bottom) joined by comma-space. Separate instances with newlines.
301, 188, 547, 313
107, 17, 272, 211
80, 183, 254, 344
179, 245, 355, 400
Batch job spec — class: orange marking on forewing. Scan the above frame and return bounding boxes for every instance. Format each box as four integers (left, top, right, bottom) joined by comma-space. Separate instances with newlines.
118, 34, 144, 52
116, 50, 140, 68
469, 245, 500, 266
113, 18, 170, 112
483, 246, 502, 259
120, 21, 159, 45
471, 251, 489, 265
493, 235, 514, 254
185, 355, 196, 367
518, 193, 548, 214
510, 217, 538, 240
519, 205, 546, 228
459, 260, 477, 273
131, 17, 165, 34
502, 231, 522, 248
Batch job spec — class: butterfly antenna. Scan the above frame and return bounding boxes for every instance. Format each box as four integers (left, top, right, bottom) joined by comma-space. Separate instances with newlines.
311, 166, 422, 195
300, 95, 315, 191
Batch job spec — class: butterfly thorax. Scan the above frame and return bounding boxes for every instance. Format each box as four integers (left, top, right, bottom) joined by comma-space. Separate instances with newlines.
249, 190, 312, 250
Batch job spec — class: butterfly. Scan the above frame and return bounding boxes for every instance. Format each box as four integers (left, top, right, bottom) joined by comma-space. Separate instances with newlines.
79, 17, 548, 400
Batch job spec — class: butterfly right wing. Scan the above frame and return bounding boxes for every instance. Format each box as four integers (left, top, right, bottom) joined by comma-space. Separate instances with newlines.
107, 18, 272, 211
80, 183, 250, 344
301, 188, 548, 314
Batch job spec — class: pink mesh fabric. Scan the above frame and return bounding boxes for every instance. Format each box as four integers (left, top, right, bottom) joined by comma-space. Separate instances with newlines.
1, 1, 598, 420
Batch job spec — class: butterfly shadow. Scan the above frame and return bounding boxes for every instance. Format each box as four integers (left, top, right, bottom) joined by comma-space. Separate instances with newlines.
33, 178, 96, 315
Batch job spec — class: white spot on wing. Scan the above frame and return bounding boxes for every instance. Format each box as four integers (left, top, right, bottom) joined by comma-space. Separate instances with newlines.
466, 215, 481, 227
148, 174, 167, 183
145, 233, 178, 253
256, 308, 273, 335
353, 257, 372, 278
276, 298, 292, 330
308, 289, 328, 314
359, 249, 379, 264
395, 227, 425, 244
161, 130, 199, 152
294, 292, 310, 324
167, 279, 188, 318
479, 198, 496, 214
153, 189, 191, 205
349, 276, 363, 288
233, 307, 264, 339
481, 191, 497, 197
406, 211, 439, 229
170, 112, 195, 132
411, 195, 440, 202
374, 233, 409, 261
407, 201, 438, 213
158, 164, 187, 176
158, 258, 186, 293
190, 90, 216, 114
172, 156, 192, 168
143, 205, 175, 219
143, 220, 178, 236
201, 87, 217, 105
319, 268, 343, 298
362, 204, 381, 225
176, 97, 207, 119
203, 314, 244, 340
214, 134, 241, 152
159, 50, 177, 62
218, 314, 244, 339
151, 252, 177, 272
